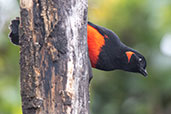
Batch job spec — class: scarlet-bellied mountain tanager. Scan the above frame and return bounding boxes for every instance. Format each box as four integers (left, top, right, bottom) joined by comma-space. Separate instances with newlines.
9, 18, 147, 77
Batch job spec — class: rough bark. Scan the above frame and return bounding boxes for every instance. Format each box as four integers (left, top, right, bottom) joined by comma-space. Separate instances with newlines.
19, 0, 90, 114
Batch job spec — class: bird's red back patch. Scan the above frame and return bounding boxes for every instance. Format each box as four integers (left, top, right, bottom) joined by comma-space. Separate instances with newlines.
87, 24, 105, 67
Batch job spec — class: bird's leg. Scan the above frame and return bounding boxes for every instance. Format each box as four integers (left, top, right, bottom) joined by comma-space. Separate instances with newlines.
88, 59, 93, 83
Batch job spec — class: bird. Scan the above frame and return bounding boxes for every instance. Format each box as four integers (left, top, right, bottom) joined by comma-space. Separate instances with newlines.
9, 18, 147, 77
87, 22, 147, 76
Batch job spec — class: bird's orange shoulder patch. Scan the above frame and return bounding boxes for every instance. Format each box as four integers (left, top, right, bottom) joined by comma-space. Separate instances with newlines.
125, 51, 134, 63
87, 24, 105, 67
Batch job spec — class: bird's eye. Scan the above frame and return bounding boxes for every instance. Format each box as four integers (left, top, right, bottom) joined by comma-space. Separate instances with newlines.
139, 58, 142, 62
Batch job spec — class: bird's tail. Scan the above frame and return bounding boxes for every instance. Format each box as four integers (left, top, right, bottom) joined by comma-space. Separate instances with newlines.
9, 17, 20, 45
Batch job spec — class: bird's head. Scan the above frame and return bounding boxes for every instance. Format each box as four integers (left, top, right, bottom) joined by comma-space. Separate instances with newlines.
121, 50, 147, 77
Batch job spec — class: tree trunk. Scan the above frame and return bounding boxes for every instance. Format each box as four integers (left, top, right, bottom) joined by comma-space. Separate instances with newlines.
19, 0, 90, 114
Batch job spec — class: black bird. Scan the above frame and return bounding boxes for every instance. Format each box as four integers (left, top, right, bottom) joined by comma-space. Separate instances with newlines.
9, 18, 147, 76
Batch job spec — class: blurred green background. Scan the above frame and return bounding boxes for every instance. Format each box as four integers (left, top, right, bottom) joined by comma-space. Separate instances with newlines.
0, 0, 171, 114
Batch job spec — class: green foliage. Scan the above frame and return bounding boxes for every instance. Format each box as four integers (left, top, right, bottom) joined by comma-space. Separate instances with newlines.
89, 0, 171, 114
0, 32, 21, 113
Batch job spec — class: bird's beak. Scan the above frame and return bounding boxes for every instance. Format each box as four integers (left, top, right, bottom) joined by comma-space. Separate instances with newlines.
139, 68, 148, 77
